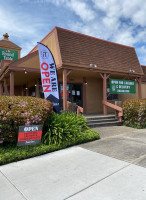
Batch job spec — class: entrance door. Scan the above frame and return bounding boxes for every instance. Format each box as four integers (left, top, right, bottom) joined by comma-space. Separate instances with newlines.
59, 83, 83, 110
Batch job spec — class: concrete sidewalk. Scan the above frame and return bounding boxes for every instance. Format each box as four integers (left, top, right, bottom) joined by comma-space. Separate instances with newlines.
0, 126, 146, 200
0, 146, 146, 200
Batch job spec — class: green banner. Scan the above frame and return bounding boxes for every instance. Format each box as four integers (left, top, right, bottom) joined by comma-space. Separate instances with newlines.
0, 48, 18, 62
110, 79, 136, 94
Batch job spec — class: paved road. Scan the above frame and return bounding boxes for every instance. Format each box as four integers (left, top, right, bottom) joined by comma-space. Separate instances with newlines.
0, 126, 146, 200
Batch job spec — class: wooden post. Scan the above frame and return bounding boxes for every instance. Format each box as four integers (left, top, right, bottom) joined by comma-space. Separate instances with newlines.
4, 78, 8, 96
10, 71, 14, 96
63, 69, 67, 110
0, 82, 3, 96
103, 73, 107, 115
137, 77, 142, 99
62, 69, 72, 111
83, 77, 87, 114
100, 73, 110, 115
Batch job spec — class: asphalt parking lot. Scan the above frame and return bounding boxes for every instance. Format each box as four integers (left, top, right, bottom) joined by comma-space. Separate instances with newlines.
81, 126, 146, 168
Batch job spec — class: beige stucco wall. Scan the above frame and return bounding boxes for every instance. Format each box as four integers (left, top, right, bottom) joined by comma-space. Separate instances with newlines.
118, 83, 138, 102
86, 78, 103, 114
142, 83, 146, 99
19, 54, 40, 69
31, 31, 61, 66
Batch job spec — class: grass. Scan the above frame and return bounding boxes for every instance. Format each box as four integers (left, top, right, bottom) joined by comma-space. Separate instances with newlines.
0, 129, 100, 166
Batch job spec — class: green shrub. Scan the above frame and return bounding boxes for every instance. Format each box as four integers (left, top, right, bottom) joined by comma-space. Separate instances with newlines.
42, 112, 96, 145
0, 96, 53, 143
122, 99, 146, 128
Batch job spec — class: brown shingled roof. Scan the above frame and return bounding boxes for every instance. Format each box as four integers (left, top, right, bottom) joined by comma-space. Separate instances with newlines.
141, 65, 146, 82
0, 39, 21, 49
56, 27, 143, 75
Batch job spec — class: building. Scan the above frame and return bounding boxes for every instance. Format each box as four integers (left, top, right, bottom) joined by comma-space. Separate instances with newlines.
0, 27, 146, 118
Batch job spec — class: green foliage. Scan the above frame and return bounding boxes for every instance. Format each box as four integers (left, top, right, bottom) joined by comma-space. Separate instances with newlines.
122, 99, 146, 128
0, 129, 100, 165
43, 112, 91, 145
0, 96, 53, 143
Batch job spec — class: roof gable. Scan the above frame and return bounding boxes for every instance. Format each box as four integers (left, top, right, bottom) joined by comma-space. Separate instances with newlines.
0, 39, 21, 50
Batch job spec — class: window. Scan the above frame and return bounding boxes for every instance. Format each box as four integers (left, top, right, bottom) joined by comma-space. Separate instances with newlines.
107, 87, 118, 100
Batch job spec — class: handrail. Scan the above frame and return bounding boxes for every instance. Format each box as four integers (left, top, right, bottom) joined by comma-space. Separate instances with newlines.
103, 100, 123, 122
67, 101, 83, 116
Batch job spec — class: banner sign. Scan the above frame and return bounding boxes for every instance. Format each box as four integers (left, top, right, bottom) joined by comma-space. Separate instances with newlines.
0, 48, 18, 62
37, 43, 60, 113
17, 125, 42, 146
110, 79, 136, 94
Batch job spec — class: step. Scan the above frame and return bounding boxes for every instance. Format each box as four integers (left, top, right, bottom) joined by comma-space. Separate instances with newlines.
84, 114, 115, 120
86, 118, 117, 124
87, 121, 123, 128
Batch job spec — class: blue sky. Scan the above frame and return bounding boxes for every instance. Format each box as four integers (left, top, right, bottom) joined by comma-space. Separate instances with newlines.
0, 0, 146, 65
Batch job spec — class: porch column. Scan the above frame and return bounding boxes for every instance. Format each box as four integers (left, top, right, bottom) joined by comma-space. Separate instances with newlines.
63, 69, 67, 110
83, 77, 87, 114
4, 78, 8, 96
10, 71, 14, 96
62, 69, 72, 111
103, 74, 107, 115
100, 73, 110, 115
137, 77, 142, 99
0, 81, 3, 96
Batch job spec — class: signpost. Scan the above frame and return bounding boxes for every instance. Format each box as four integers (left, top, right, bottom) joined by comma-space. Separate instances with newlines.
0, 48, 18, 62
110, 79, 136, 94
17, 125, 42, 146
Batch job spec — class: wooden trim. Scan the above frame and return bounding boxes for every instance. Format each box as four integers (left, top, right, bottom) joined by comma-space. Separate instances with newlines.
103, 100, 123, 122
10, 71, 14, 96
62, 63, 144, 76
66, 69, 72, 76
54, 28, 63, 66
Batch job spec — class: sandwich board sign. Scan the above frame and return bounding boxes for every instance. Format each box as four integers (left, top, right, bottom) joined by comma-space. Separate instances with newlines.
17, 125, 42, 146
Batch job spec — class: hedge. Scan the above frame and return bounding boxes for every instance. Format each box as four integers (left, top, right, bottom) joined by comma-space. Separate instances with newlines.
122, 99, 146, 128
0, 96, 53, 143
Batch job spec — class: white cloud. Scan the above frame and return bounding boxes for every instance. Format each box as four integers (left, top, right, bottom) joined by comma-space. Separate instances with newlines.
66, 0, 96, 22
46, 0, 96, 22
0, 6, 45, 57
136, 46, 146, 65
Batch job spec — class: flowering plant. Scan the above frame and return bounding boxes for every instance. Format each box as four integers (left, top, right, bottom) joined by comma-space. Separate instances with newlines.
0, 96, 53, 143
122, 99, 146, 128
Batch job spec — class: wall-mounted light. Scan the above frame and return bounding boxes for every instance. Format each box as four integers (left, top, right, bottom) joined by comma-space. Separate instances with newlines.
35, 84, 37, 87
129, 69, 135, 73
84, 81, 87, 85
25, 71, 27, 74
89, 64, 97, 68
